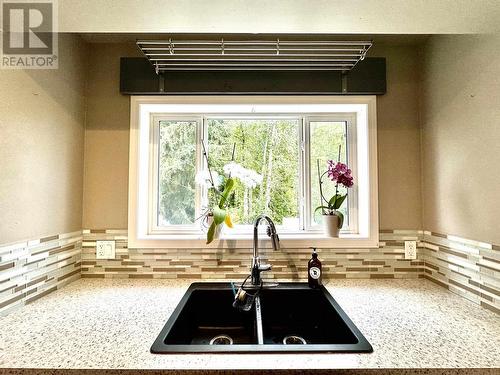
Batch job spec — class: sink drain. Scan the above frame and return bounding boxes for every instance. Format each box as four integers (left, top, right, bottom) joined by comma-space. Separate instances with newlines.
283, 335, 307, 345
209, 335, 234, 345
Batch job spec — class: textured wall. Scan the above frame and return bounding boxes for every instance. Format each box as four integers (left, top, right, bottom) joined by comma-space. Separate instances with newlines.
0, 34, 87, 245
82, 43, 423, 231
421, 34, 500, 245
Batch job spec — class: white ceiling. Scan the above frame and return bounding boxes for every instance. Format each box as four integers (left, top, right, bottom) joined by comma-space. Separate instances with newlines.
60, 0, 500, 34
78, 33, 430, 46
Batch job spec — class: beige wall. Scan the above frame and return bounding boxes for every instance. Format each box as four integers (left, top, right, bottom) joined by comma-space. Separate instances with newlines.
82, 44, 140, 229
371, 44, 422, 230
82, 42, 423, 230
0, 34, 87, 244
421, 34, 500, 244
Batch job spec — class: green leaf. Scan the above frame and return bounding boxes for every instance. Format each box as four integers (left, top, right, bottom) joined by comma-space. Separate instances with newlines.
218, 177, 235, 208
213, 207, 227, 225
328, 194, 338, 207
336, 211, 344, 229
206, 221, 216, 244
332, 194, 347, 210
314, 205, 331, 214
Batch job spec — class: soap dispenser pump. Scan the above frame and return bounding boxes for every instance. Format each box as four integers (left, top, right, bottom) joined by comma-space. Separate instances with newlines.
308, 247, 322, 288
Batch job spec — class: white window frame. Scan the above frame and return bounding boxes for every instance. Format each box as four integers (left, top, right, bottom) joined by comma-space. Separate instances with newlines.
129, 96, 378, 249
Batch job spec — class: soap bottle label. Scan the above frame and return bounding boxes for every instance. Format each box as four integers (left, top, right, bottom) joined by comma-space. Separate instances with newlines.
309, 267, 321, 280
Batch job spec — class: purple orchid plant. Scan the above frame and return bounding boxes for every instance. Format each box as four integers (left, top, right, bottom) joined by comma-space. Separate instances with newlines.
315, 146, 354, 229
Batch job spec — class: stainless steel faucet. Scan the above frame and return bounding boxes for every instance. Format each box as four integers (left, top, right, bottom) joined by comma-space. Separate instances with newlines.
251, 214, 280, 285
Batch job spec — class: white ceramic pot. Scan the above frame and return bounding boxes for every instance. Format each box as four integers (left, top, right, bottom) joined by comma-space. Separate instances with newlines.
323, 214, 340, 237
207, 215, 222, 240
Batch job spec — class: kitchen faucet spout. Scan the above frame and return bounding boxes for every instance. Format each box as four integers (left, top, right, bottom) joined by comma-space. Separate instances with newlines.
251, 214, 280, 285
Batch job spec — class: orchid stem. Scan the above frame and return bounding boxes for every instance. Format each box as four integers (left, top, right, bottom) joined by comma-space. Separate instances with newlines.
317, 159, 328, 215
201, 139, 222, 200
334, 145, 342, 210
231, 142, 236, 161
228, 142, 236, 178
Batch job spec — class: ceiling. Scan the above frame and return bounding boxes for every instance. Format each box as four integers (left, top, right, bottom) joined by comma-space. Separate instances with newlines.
79, 33, 430, 47
61, 0, 500, 34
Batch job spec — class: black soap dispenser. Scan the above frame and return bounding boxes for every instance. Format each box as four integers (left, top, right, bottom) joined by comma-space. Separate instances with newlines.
308, 247, 322, 288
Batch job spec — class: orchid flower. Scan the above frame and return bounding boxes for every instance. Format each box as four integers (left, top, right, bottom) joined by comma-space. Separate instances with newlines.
315, 146, 354, 229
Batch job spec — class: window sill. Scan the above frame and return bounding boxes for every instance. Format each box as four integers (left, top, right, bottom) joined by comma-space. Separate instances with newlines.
128, 232, 379, 249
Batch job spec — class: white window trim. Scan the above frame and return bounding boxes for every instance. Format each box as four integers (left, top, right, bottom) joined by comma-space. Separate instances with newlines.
128, 96, 379, 249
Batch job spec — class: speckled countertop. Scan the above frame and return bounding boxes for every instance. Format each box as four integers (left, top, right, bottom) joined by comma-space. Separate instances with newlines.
0, 278, 499, 374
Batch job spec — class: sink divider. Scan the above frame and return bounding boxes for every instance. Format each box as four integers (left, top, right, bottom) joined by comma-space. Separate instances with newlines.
254, 295, 264, 344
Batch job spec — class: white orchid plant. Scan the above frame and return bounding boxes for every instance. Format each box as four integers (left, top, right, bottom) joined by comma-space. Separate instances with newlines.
195, 141, 263, 244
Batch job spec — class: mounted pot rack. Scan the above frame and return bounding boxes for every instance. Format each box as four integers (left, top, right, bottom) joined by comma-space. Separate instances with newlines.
136, 39, 373, 73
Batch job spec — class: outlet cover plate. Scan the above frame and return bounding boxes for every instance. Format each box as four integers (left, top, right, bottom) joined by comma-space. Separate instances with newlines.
96, 240, 116, 260
404, 241, 417, 260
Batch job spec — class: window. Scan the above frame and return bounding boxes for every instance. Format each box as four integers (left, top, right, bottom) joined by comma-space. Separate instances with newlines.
129, 97, 378, 248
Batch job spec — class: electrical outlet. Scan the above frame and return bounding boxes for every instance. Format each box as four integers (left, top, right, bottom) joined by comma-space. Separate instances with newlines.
96, 240, 115, 260
404, 240, 417, 260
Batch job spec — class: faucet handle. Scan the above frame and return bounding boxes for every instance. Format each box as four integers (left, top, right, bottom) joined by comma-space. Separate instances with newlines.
259, 264, 272, 272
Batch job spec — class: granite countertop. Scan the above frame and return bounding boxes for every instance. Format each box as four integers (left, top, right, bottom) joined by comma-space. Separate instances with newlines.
0, 278, 499, 374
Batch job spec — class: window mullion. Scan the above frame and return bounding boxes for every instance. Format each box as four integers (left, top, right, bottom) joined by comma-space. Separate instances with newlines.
346, 115, 359, 234
195, 116, 205, 225
302, 117, 310, 232
149, 116, 160, 234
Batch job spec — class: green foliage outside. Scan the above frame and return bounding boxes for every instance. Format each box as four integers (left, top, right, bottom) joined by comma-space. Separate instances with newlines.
208, 119, 299, 225
158, 120, 196, 225
158, 118, 349, 229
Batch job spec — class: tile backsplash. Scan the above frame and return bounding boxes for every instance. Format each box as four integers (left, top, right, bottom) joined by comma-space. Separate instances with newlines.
2, 228, 498, 316
81, 229, 423, 280
422, 231, 500, 315
0, 231, 82, 315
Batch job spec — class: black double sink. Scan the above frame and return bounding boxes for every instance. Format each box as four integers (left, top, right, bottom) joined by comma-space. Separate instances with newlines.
151, 282, 372, 353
